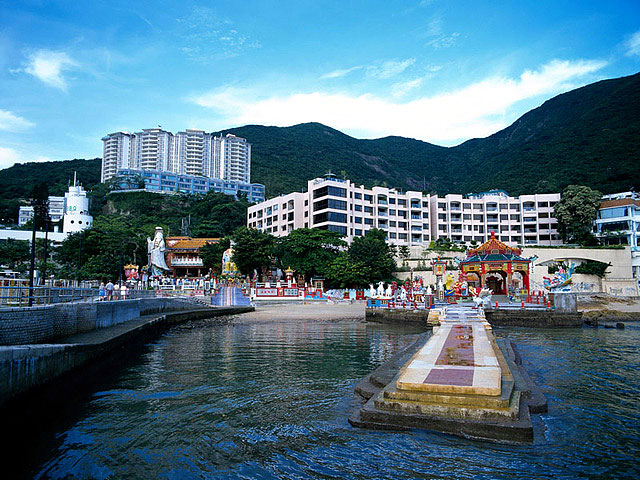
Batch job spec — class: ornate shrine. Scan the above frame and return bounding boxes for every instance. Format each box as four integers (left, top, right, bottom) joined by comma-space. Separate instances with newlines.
459, 231, 531, 295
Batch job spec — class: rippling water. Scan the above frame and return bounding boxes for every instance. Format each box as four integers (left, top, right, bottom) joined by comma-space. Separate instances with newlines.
19, 317, 640, 479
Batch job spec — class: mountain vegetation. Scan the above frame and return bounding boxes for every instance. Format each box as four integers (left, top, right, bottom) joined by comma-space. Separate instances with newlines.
1, 72, 639, 225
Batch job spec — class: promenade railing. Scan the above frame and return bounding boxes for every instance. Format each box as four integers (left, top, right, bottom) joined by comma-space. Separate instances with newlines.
0, 286, 156, 307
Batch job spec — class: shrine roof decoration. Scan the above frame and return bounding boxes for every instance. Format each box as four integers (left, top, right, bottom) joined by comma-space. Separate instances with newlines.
461, 231, 528, 264
166, 237, 219, 251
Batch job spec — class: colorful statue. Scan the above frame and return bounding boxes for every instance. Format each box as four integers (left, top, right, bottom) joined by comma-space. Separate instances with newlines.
222, 242, 240, 276
147, 227, 170, 276
543, 263, 575, 292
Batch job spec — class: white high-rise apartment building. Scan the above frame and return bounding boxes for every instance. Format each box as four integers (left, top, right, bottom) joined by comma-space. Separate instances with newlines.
247, 175, 563, 247
173, 129, 206, 176
133, 128, 173, 171
100, 129, 251, 183
219, 134, 251, 183
101, 132, 133, 182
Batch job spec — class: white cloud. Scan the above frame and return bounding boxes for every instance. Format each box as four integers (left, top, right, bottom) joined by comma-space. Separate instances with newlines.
320, 66, 362, 79
626, 30, 640, 56
0, 147, 20, 170
367, 58, 415, 79
189, 58, 606, 145
427, 32, 459, 49
391, 78, 424, 98
0, 110, 35, 131
0, 146, 53, 170
24, 49, 78, 90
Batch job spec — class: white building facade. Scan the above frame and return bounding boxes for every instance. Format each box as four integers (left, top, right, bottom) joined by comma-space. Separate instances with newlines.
431, 190, 562, 246
17, 178, 92, 234
101, 129, 251, 184
248, 175, 435, 245
248, 176, 563, 247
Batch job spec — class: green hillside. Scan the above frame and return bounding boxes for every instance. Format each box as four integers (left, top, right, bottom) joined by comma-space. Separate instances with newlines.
1, 71, 639, 222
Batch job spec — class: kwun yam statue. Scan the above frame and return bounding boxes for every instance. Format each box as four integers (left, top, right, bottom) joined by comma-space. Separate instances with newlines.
147, 227, 171, 276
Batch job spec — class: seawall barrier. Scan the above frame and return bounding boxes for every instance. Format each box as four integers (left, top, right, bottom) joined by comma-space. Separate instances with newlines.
0, 301, 253, 408
0, 297, 200, 345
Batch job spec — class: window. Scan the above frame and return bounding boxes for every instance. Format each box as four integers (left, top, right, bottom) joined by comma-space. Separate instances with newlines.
355, 229, 362, 236
354, 192, 362, 200
313, 185, 346, 199
389, 198, 396, 204
364, 194, 373, 203
355, 217, 362, 223
355, 204, 362, 212
364, 218, 373, 225
313, 212, 347, 223
313, 198, 347, 211
364, 206, 373, 213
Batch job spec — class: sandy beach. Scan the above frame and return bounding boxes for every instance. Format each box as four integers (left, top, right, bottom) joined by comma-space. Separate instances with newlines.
230, 302, 366, 323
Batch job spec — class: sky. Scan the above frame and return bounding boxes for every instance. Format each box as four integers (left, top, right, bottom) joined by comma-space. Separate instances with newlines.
0, 0, 639, 170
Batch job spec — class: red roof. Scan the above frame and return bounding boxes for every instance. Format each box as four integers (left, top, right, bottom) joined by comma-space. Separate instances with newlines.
465, 231, 522, 258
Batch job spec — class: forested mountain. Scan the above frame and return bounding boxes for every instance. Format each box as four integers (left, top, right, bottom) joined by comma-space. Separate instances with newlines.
1, 72, 638, 222
216, 71, 640, 197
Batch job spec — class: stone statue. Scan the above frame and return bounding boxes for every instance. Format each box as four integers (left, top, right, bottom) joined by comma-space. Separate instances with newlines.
147, 227, 170, 276
385, 285, 393, 297
369, 284, 376, 297
377, 281, 385, 296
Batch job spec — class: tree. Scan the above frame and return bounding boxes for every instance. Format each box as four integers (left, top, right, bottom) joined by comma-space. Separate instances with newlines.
199, 237, 230, 273
554, 185, 602, 245
0, 239, 30, 269
348, 229, 396, 282
325, 252, 370, 288
398, 245, 410, 266
275, 228, 345, 281
231, 227, 274, 276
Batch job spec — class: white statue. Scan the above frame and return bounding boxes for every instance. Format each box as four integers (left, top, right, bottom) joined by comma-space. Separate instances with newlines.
426, 285, 433, 295
377, 281, 385, 296
385, 285, 393, 297
147, 227, 170, 276
400, 287, 407, 301
369, 284, 376, 297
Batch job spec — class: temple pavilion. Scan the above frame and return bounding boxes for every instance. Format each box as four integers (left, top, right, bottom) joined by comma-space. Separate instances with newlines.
459, 231, 531, 295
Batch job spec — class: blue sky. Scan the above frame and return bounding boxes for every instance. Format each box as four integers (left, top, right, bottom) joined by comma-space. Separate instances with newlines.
1, 0, 639, 169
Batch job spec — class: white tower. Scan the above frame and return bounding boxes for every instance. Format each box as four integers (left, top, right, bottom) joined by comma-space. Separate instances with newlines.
63, 173, 93, 233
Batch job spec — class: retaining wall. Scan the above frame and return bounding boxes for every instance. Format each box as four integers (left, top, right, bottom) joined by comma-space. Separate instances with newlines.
485, 310, 583, 327
0, 297, 198, 346
0, 305, 253, 408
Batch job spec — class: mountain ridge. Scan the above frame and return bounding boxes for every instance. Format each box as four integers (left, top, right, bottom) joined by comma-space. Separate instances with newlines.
1, 71, 639, 221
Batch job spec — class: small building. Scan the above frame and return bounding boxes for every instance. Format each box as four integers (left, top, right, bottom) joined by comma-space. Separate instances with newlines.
459, 231, 531, 295
165, 236, 219, 278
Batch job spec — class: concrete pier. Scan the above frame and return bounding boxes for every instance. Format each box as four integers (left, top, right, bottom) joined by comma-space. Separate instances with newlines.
350, 304, 547, 443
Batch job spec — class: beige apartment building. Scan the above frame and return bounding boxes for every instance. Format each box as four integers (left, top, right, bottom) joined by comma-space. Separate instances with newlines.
247, 174, 562, 247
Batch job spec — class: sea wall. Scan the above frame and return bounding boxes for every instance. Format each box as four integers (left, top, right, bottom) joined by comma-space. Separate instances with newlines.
0, 305, 253, 408
0, 297, 198, 346
485, 310, 583, 327
365, 308, 432, 325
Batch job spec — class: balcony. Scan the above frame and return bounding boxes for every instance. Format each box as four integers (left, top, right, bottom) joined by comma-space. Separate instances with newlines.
171, 257, 204, 266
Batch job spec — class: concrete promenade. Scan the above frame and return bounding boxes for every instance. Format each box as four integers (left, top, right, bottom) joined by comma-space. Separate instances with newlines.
351, 303, 547, 443
0, 300, 253, 408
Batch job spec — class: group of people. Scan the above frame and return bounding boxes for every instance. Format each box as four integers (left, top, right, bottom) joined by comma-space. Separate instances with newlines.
98, 281, 130, 301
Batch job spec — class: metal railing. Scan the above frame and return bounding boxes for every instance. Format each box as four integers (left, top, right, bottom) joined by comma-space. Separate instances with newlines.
0, 286, 155, 307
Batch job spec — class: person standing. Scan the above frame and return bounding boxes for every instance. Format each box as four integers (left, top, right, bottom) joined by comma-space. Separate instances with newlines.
98, 282, 105, 301
105, 280, 114, 301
